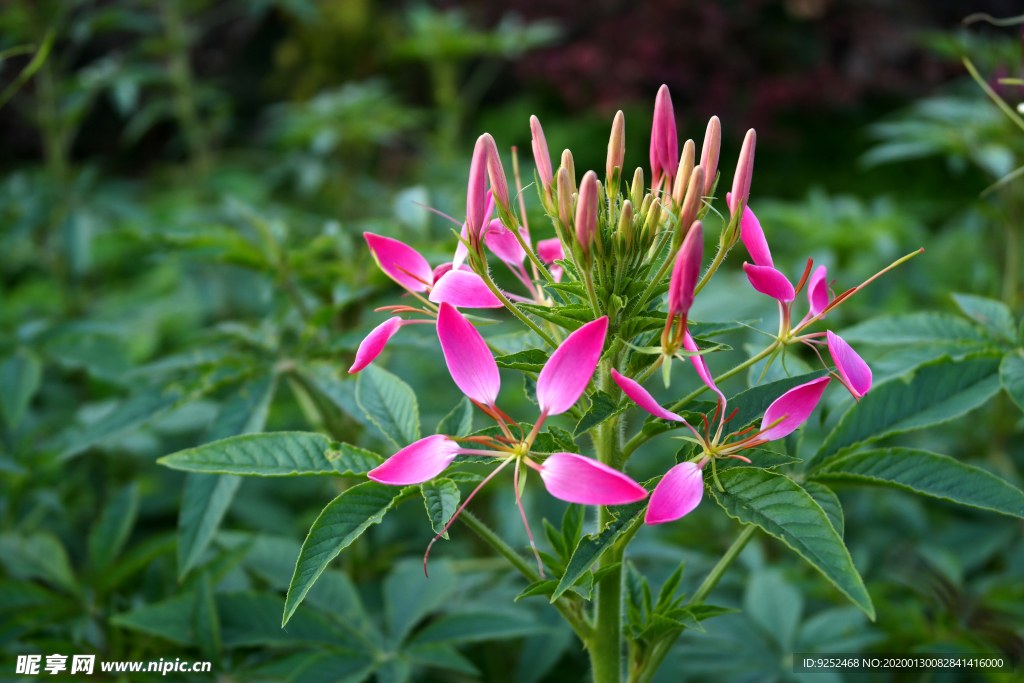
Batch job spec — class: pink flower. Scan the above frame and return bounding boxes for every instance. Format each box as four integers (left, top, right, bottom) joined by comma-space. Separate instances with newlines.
650, 84, 678, 189
807, 265, 831, 317
428, 269, 503, 309
365, 233, 434, 292
537, 237, 565, 282
827, 331, 872, 399
436, 302, 500, 406
483, 218, 528, 265
734, 202, 795, 304
467, 136, 489, 241
668, 222, 703, 320
349, 318, 404, 373
645, 462, 703, 525
575, 170, 599, 259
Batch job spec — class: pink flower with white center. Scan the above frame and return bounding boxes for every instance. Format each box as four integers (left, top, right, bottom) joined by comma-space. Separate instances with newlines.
612, 368, 831, 524
368, 304, 647, 575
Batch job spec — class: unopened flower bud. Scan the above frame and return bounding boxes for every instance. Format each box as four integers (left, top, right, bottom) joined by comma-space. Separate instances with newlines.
482, 133, 511, 217
530, 115, 553, 189
672, 139, 696, 205
606, 110, 625, 180
699, 116, 721, 196
650, 85, 678, 190
677, 166, 704, 240
617, 200, 634, 249
560, 149, 577, 196
642, 197, 662, 241
669, 221, 703, 319
630, 167, 644, 208
575, 171, 599, 260
467, 135, 489, 240
729, 129, 756, 217
556, 167, 574, 230
639, 192, 652, 219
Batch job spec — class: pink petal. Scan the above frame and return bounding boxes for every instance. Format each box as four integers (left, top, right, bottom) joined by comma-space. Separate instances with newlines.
364, 233, 433, 293
759, 376, 831, 441
652, 85, 678, 180
682, 331, 726, 406
428, 269, 503, 309
467, 137, 489, 239
743, 263, 795, 303
645, 462, 703, 525
575, 171, 599, 255
537, 238, 564, 264
452, 194, 494, 269
611, 369, 688, 422
807, 265, 831, 317
731, 201, 773, 268
536, 316, 608, 416
827, 331, 872, 398
531, 115, 553, 188
539, 452, 648, 506
432, 262, 454, 283
484, 219, 527, 265
368, 434, 462, 485
349, 318, 403, 373
668, 222, 703, 318
436, 302, 500, 406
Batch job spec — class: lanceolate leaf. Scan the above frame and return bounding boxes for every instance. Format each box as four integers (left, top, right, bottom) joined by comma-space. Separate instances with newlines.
283, 482, 410, 626
435, 397, 473, 437
421, 479, 460, 539
710, 468, 874, 618
810, 354, 1002, 468
951, 293, 1015, 343
838, 312, 993, 346
160, 432, 363, 476
999, 352, 1024, 414
356, 364, 420, 448
325, 444, 385, 475
494, 349, 550, 372
810, 448, 1024, 519
0, 349, 42, 428
801, 481, 844, 538
406, 612, 545, 646
89, 483, 139, 572
61, 385, 189, 460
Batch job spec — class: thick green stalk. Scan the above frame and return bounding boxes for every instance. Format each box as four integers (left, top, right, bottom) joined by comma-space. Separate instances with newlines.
589, 358, 625, 683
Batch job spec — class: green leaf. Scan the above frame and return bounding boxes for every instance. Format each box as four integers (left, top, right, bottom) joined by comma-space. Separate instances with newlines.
178, 373, 277, 579
810, 448, 1024, 518
194, 573, 221, 662
421, 479, 460, 539
405, 643, 479, 676
0, 350, 42, 428
689, 320, 759, 338
384, 559, 457, 647
687, 604, 741, 621
515, 580, 558, 602
725, 371, 829, 432
710, 468, 874, 618
712, 447, 801, 471
801, 481, 844, 538
999, 352, 1024, 414
289, 652, 376, 683
0, 532, 77, 594
325, 443, 385, 475
110, 592, 195, 645
160, 432, 344, 476
952, 293, 1015, 343
283, 482, 407, 626
89, 483, 139, 572
839, 312, 993, 346
304, 569, 383, 648
550, 494, 649, 601
810, 354, 1002, 468
406, 612, 545, 646
61, 385, 188, 460
356, 364, 420, 448
495, 349, 550, 372
219, 592, 354, 648
435, 397, 473, 436
574, 391, 627, 437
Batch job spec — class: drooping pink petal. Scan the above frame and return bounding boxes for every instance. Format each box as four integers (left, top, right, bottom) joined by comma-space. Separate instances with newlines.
539, 452, 648, 505
730, 200, 772, 268
367, 434, 462, 485
536, 316, 609, 416
531, 115, 553, 188
668, 222, 703, 318
432, 263, 454, 282
364, 233, 433, 293
645, 462, 703, 525
467, 136, 489, 240
349, 318, 403, 373
759, 376, 831, 441
807, 265, 831, 317
682, 331, 726, 406
428, 269, 503, 309
611, 369, 688, 422
827, 331, 872, 398
743, 263, 795, 303
436, 302, 500, 406
484, 219, 527, 265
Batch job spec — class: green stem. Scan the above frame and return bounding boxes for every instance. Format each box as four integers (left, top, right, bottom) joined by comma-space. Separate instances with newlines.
693, 239, 727, 297
584, 268, 603, 318
621, 341, 779, 462
458, 510, 592, 640
163, 0, 210, 176
630, 525, 757, 683
629, 234, 673, 315
477, 267, 558, 348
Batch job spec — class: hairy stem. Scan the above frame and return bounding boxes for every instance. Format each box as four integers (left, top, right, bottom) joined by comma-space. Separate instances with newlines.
477, 267, 558, 348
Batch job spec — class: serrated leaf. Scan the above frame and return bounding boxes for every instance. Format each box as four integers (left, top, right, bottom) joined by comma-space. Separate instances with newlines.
710, 469, 873, 618
801, 481, 844, 538
655, 563, 685, 612
89, 483, 139, 572
435, 397, 473, 436
0, 350, 42, 428
356, 364, 420, 448
839, 312, 993, 346
687, 604, 740, 621
952, 293, 1015, 343
515, 580, 558, 602
421, 479, 460, 539
714, 447, 801, 471
574, 391, 627, 437
810, 354, 1001, 468
325, 443, 385, 475
810, 448, 1024, 518
283, 482, 407, 626
999, 352, 1024, 414
406, 612, 545, 646
160, 432, 343, 476
495, 349, 550, 372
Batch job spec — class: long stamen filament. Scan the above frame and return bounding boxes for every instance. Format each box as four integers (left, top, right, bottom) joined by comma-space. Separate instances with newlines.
513, 459, 546, 578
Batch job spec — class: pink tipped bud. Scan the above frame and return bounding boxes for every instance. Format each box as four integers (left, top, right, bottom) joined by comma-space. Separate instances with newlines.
560, 149, 577, 195
575, 170, 599, 259
482, 133, 511, 216
467, 136, 489, 240
699, 116, 721, 196
678, 166, 705, 235
650, 85, 678, 189
729, 129, 756, 216
671, 139, 696, 204
668, 221, 703, 318
606, 110, 625, 180
530, 115, 553, 189
556, 166, 574, 229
